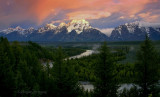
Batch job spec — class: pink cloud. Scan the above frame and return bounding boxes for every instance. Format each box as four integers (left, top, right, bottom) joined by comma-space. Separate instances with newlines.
67, 11, 111, 20
0, 0, 159, 28
138, 12, 160, 22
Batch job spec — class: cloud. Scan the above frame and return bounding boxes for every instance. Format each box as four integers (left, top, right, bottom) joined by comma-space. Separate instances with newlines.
119, 16, 125, 19
67, 11, 111, 20
0, 0, 160, 29
136, 0, 160, 22
97, 28, 114, 37
139, 13, 160, 22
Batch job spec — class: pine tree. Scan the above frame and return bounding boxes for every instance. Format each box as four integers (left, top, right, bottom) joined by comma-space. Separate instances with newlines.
51, 47, 80, 97
94, 42, 118, 97
135, 35, 160, 97
0, 37, 15, 97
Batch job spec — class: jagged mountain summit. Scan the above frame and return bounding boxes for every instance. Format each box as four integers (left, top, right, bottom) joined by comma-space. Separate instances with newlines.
0, 19, 108, 41
0, 20, 160, 41
37, 19, 92, 34
110, 21, 160, 41
67, 19, 91, 34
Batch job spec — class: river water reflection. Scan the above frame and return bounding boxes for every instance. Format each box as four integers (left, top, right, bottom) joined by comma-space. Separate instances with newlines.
69, 50, 95, 59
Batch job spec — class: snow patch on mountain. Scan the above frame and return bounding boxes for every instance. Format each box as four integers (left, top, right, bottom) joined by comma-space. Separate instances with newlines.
38, 24, 57, 33
115, 21, 160, 34
1, 28, 15, 34
114, 26, 123, 35
126, 21, 160, 28
67, 19, 92, 34
36, 19, 92, 34
125, 23, 136, 33
0, 19, 93, 35
0, 26, 25, 35
137, 21, 160, 28
59, 22, 67, 27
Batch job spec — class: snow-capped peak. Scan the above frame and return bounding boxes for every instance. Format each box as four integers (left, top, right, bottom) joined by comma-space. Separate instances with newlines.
1, 28, 14, 34
126, 21, 160, 28
38, 23, 56, 33
138, 21, 160, 28
126, 21, 160, 33
69, 19, 90, 25
45, 24, 57, 29
0, 26, 25, 34
67, 19, 91, 34
15, 26, 25, 31
114, 21, 160, 35
24, 27, 35, 34
28, 27, 34, 31
59, 22, 67, 27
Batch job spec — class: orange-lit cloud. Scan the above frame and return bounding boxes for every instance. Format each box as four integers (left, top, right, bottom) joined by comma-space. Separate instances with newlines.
0, 0, 160, 29
138, 12, 160, 22
67, 11, 111, 20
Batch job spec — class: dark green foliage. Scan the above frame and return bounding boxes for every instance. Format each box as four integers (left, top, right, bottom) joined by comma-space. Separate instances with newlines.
135, 35, 160, 97
0, 37, 15, 96
62, 47, 86, 57
0, 37, 83, 97
116, 63, 136, 83
0, 37, 44, 97
27, 41, 53, 60
51, 47, 80, 97
69, 54, 97, 82
94, 42, 118, 97
66, 46, 128, 82
0, 37, 159, 97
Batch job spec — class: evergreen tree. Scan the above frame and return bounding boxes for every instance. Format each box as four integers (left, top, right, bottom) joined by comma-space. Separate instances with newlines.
51, 47, 80, 97
11, 41, 23, 71
94, 42, 118, 97
135, 35, 160, 97
0, 37, 15, 97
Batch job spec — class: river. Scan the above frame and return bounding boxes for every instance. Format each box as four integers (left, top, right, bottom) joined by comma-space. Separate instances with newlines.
42, 50, 144, 92
68, 50, 95, 59
42, 49, 160, 92
43, 49, 96, 67
80, 83, 141, 92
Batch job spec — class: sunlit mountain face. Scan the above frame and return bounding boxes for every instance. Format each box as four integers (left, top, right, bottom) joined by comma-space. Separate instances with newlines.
0, 0, 160, 41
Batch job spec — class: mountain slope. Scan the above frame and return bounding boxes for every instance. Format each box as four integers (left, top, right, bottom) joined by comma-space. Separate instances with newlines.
110, 21, 160, 41
0, 19, 108, 42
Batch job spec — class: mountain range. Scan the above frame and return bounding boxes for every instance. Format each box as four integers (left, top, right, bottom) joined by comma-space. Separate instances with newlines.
0, 19, 160, 41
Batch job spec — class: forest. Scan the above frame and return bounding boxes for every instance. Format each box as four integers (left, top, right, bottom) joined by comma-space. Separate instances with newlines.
0, 36, 160, 97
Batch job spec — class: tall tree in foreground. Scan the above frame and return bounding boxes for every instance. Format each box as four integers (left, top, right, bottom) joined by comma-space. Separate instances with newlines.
135, 35, 160, 97
51, 47, 80, 97
94, 42, 118, 97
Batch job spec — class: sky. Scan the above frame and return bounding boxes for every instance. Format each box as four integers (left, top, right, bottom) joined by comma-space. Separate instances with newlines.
0, 0, 160, 30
